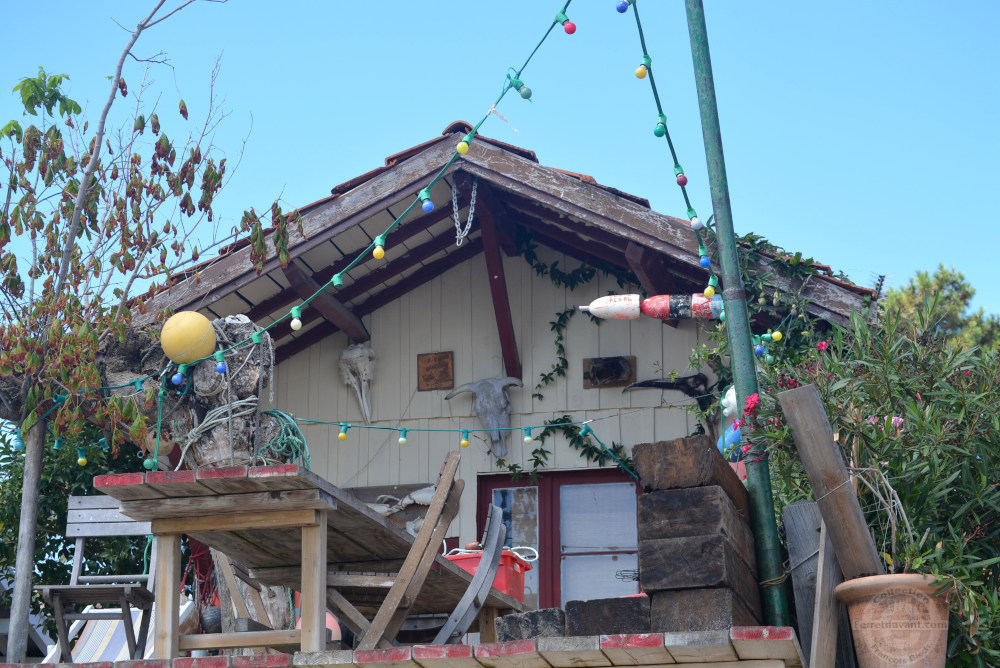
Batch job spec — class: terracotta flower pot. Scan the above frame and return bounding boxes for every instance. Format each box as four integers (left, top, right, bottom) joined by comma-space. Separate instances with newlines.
834, 573, 949, 668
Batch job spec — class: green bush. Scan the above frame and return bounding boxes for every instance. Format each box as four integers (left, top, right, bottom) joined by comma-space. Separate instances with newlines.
752, 299, 1000, 664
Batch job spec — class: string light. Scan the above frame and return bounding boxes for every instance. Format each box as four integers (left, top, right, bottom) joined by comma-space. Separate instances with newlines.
511, 77, 532, 100
143, 457, 156, 470
674, 164, 688, 186
636, 55, 650, 79
698, 244, 711, 269
12, 433, 24, 452
616, 0, 631, 13
251, 332, 263, 344
132, 379, 144, 392
398, 428, 408, 445
419, 187, 435, 213
76, 446, 87, 467
555, 11, 576, 34
523, 427, 533, 444
99, 437, 109, 452
771, 330, 783, 342
331, 273, 344, 288
53, 437, 63, 451
579, 424, 592, 438
290, 306, 303, 331
460, 430, 470, 448
654, 113, 667, 137
338, 423, 349, 441
704, 275, 718, 298
214, 351, 227, 374
456, 132, 474, 154
171, 364, 188, 386
373, 235, 386, 260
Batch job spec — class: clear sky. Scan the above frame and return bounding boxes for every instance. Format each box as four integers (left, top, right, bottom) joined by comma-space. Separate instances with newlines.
2, 1, 998, 312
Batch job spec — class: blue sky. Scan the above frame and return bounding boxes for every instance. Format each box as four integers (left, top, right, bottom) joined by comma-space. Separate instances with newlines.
3, 1, 998, 312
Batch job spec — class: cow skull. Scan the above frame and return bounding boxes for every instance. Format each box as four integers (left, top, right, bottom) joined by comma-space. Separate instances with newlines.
444, 377, 523, 457
340, 343, 376, 424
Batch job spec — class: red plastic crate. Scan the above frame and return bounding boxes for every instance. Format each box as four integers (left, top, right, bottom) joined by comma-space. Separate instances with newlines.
445, 549, 532, 602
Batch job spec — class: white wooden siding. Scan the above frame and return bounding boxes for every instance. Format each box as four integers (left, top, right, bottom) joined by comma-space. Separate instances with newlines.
273, 244, 706, 544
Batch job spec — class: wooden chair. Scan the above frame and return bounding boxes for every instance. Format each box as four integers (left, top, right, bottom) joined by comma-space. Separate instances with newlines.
36, 495, 156, 662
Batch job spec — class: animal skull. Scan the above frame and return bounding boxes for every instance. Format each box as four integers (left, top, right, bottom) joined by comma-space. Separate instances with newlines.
340, 343, 376, 424
444, 377, 523, 457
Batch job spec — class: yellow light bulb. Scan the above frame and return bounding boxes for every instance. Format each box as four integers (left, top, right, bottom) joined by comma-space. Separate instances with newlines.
635, 65, 647, 79
457, 141, 469, 154
77, 457, 87, 466
772, 331, 783, 342
338, 431, 347, 441
373, 246, 385, 260
704, 286, 716, 298
460, 439, 470, 448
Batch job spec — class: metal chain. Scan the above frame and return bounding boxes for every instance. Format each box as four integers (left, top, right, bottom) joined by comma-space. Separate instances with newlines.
451, 177, 478, 246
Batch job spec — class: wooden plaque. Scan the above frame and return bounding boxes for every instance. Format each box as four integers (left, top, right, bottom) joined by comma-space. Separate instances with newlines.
582, 356, 636, 389
417, 352, 454, 391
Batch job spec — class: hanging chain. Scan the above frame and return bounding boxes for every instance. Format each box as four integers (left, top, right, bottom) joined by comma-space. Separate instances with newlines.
452, 177, 478, 246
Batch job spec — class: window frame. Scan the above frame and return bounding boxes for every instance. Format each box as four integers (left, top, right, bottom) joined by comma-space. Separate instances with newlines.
477, 467, 639, 609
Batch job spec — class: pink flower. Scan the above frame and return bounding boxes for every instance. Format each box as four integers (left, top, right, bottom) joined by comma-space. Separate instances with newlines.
741, 444, 752, 455
816, 341, 829, 352
744, 392, 761, 415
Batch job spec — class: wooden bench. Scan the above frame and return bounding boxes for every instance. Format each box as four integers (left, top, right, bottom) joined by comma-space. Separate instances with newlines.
36, 495, 156, 662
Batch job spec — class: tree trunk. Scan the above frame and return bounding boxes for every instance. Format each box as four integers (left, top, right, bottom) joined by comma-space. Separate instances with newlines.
6, 421, 46, 663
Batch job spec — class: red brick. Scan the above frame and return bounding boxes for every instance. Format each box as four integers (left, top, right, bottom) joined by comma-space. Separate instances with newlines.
173, 657, 231, 668
412, 645, 474, 659
353, 647, 411, 664
599, 633, 664, 649
730, 626, 794, 641
94, 472, 143, 487
231, 655, 290, 668
475, 640, 537, 657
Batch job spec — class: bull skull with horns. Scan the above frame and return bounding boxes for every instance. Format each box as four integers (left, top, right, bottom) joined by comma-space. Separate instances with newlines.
444, 376, 523, 457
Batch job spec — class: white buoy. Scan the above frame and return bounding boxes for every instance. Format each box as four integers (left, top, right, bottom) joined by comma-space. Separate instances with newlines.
579, 294, 641, 320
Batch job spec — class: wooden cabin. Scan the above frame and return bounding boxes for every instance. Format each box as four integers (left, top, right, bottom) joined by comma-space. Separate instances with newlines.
142, 121, 869, 612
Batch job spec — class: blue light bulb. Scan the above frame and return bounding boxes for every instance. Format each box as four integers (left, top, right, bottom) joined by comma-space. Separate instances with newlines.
421, 198, 435, 213
216, 361, 227, 374
700, 256, 711, 269
616, 0, 630, 12
754, 344, 766, 356
171, 372, 184, 385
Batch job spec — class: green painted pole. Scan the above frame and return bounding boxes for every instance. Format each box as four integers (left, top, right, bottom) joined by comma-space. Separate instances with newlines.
684, 0, 790, 626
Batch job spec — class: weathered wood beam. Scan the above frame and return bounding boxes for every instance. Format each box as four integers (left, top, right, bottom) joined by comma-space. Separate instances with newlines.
504, 206, 631, 270
245, 195, 467, 323
139, 141, 460, 321
475, 185, 521, 379
274, 240, 483, 363
282, 260, 369, 343
625, 242, 680, 329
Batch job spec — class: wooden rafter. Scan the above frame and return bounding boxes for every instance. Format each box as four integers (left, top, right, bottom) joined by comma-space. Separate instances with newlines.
274, 240, 484, 363
625, 242, 679, 328
503, 206, 630, 270
282, 261, 369, 343
475, 185, 521, 379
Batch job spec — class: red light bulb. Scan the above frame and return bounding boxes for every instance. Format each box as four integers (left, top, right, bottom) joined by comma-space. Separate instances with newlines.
676, 174, 688, 187
563, 21, 576, 34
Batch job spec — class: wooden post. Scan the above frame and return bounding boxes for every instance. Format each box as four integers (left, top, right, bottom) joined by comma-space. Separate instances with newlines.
777, 385, 884, 580
812, 519, 856, 668
5, 421, 46, 663
783, 500, 821, 660
153, 533, 181, 659
300, 509, 328, 652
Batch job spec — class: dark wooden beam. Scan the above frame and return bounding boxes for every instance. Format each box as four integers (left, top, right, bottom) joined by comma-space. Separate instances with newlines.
282, 260, 370, 343
275, 240, 483, 364
503, 206, 630, 270
245, 196, 467, 323
625, 242, 679, 328
497, 190, 630, 253
475, 186, 521, 379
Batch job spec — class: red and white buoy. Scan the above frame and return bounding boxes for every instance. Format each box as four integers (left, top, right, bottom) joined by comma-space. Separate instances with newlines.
580, 294, 724, 321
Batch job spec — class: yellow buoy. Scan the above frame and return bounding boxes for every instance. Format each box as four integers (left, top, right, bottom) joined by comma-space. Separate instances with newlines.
160, 311, 216, 364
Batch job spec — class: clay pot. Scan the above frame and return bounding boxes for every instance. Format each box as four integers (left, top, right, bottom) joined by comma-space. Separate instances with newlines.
834, 573, 949, 668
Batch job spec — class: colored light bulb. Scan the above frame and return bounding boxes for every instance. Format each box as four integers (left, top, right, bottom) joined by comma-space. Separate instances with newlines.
704, 285, 716, 298
290, 306, 302, 331
635, 65, 647, 79
171, 364, 187, 385
143, 458, 156, 470
563, 21, 576, 34
398, 429, 408, 445
676, 174, 688, 186
214, 351, 227, 374
616, 0, 631, 13
339, 424, 349, 441
690, 216, 704, 230
418, 187, 434, 213
457, 141, 469, 154
77, 447, 87, 467
654, 123, 666, 137
720, 310, 727, 323
523, 428, 533, 444
754, 344, 766, 356
765, 354, 775, 364
511, 78, 532, 100
771, 331, 783, 342
460, 430, 470, 448
373, 235, 386, 260
700, 256, 711, 269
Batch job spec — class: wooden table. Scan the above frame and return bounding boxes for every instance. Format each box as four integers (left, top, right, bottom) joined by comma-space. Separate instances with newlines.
94, 462, 522, 658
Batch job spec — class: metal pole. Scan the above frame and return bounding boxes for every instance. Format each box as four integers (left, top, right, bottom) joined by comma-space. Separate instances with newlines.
683, 0, 790, 626
6, 421, 46, 662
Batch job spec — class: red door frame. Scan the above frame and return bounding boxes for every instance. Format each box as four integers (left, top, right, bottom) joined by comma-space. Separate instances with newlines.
477, 468, 638, 609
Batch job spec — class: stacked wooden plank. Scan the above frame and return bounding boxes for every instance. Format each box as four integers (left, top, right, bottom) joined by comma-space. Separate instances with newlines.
632, 437, 763, 633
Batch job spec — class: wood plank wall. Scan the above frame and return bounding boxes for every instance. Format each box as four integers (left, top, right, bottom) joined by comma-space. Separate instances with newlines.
272, 245, 707, 544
